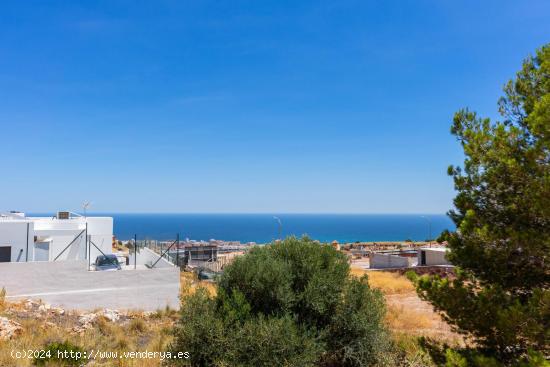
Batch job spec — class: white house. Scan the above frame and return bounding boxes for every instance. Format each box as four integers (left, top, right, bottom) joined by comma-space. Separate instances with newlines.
0, 211, 113, 263
417, 247, 451, 266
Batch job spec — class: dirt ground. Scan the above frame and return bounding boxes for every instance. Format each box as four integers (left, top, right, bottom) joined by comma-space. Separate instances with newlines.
351, 266, 466, 347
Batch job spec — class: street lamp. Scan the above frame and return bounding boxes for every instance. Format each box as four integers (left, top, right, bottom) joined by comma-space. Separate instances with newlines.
273, 216, 282, 240
420, 216, 432, 244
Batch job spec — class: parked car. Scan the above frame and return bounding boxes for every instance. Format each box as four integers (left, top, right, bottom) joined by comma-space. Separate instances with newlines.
197, 268, 219, 281
95, 254, 122, 271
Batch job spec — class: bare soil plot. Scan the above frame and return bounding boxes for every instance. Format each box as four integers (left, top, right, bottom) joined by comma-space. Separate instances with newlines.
351, 266, 465, 346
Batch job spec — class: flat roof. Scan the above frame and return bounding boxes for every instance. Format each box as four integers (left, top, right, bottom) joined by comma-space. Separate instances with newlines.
0, 216, 112, 222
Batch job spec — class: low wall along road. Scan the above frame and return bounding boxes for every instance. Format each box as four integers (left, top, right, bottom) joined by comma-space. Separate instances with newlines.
0, 260, 180, 311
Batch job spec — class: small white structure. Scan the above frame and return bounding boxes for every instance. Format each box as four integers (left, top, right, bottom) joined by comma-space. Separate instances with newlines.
417, 247, 450, 266
369, 252, 409, 269
0, 211, 113, 263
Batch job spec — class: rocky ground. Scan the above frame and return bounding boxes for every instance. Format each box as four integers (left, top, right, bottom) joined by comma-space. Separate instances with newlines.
0, 270, 464, 366
0, 297, 177, 366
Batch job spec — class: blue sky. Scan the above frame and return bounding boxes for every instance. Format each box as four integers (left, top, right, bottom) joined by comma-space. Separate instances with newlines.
1, 1, 549, 213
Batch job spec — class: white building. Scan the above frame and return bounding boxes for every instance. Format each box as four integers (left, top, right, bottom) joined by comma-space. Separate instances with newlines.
417, 247, 451, 266
0, 211, 113, 263
369, 252, 409, 269
368, 250, 419, 269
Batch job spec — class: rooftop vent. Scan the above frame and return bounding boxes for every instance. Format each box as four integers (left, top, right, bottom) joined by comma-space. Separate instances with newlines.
57, 211, 70, 220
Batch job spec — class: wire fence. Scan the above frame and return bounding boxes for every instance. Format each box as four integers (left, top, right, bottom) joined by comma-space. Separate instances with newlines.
125, 235, 230, 273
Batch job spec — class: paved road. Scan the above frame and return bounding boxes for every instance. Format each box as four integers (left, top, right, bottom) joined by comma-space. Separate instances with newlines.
0, 260, 180, 311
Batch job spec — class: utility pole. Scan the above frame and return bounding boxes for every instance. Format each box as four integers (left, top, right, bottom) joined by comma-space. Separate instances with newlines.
421, 216, 432, 245
87, 223, 91, 270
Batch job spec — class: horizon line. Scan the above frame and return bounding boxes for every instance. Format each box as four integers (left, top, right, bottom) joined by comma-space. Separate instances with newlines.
25, 211, 450, 216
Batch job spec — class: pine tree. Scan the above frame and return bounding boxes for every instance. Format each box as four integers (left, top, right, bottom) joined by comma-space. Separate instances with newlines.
412, 44, 550, 363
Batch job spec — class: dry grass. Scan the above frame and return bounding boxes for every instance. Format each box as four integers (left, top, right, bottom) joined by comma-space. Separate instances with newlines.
128, 318, 147, 334
0, 287, 6, 313
350, 266, 466, 365
351, 266, 465, 348
356, 269, 415, 295
386, 303, 434, 331
180, 271, 217, 297
0, 300, 176, 366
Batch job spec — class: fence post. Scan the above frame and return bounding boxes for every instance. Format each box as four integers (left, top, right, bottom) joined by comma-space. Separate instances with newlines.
86, 222, 89, 270
25, 222, 29, 262
176, 233, 179, 267
134, 234, 137, 270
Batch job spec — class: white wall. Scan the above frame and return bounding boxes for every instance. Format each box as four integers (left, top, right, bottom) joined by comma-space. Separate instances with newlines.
418, 248, 451, 266
0, 216, 113, 262
129, 247, 175, 268
0, 221, 33, 262
34, 241, 50, 261
369, 253, 409, 269
86, 217, 113, 261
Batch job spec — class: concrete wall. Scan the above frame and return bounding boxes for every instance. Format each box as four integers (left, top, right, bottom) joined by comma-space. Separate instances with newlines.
34, 217, 113, 261
0, 221, 32, 262
369, 253, 409, 269
0, 260, 180, 311
129, 247, 175, 268
43, 232, 86, 261
418, 248, 450, 266
85, 217, 113, 262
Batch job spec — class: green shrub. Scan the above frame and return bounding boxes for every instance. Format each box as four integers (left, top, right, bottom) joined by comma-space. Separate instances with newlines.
170, 236, 397, 366
325, 275, 397, 366
171, 289, 230, 366
229, 315, 322, 367
219, 236, 350, 329
418, 338, 550, 367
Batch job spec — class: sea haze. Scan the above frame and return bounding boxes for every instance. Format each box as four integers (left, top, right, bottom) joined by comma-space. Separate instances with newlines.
83, 213, 454, 243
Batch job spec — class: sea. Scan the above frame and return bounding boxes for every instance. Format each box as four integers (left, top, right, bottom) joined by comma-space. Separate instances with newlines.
81, 213, 454, 243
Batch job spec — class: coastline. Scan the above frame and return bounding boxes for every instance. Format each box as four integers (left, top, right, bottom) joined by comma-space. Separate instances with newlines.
98, 213, 455, 243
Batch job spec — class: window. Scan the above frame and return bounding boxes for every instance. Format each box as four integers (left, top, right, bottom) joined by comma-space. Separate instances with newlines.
0, 246, 12, 262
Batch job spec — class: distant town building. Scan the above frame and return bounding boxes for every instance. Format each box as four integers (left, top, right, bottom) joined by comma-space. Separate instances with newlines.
184, 243, 218, 262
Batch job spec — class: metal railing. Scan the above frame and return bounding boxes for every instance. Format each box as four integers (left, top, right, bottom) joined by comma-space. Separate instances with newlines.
131, 234, 225, 272
131, 236, 183, 269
